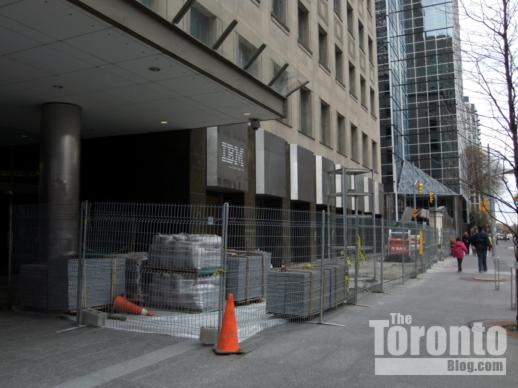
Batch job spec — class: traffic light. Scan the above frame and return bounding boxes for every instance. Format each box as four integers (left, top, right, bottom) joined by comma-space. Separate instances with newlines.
429, 191, 435, 205
513, 194, 518, 206
412, 208, 418, 220
480, 198, 489, 213
416, 181, 423, 194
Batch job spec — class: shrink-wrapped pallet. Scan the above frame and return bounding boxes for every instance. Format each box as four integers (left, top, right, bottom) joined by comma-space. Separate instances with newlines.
146, 271, 220, 312
148, 233, 221, 271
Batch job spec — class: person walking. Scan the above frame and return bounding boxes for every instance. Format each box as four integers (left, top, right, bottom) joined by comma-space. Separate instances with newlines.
462, 231, 471, 255
471, 227, 492, 273
452, 237, 468, 272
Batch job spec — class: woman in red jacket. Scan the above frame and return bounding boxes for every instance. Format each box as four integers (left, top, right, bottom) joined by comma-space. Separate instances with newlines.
452, 237, 468, 272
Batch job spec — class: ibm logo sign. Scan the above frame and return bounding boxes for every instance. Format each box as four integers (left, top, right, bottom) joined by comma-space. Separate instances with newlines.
220, 141, 245, 171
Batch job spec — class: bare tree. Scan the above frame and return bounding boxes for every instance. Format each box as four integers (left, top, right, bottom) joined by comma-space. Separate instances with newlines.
462, 0, 517, 235
462, 0, 518, 328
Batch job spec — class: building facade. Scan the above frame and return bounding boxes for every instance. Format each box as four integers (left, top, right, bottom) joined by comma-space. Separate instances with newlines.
375, 0, 465, 226
0, 0, 382, 309
157, 0, 383, 205
463, 96, 480, 146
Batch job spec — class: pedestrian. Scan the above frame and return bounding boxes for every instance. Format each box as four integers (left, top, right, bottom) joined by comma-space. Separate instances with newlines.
462, 231, 471, 255
452, 237, 468, 272
470, 226, 492, 273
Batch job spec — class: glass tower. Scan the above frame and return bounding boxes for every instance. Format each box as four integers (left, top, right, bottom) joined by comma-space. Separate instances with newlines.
376, 0, 409, 194
403, 0, 465, 194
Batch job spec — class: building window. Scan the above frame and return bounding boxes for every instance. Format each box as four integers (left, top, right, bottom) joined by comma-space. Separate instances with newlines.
367, 0, 372, 15
351, 124, 359, 161
190, 6, 215, 46
300, 88, 312, 136
337, 114, 346, 155
372, 140, 378, 172
335, 46, 344, 84
358, 21, 365, 52
272, 61, 288, 95
334, 0, 342, 19
298, 2, 310, 49
349, 62, 357, 97
318, 26, 329, 68
320, 100, 331, 146
347, 2, 353, 35
238, 36, 258, 75
370, 87, 376, 116
360, 76, 367, 107
368, 36, 374, 64
362, 133, 369, 168
272, 0, 287, 26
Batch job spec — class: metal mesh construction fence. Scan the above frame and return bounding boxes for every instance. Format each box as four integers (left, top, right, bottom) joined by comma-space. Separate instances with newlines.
12, 201, 450, 342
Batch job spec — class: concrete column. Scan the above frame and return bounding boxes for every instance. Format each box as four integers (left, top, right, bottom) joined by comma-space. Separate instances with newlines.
39, 103, 81, 310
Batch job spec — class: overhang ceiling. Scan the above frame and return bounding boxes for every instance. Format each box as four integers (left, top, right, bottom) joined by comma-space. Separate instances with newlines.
0, 0, 285, 144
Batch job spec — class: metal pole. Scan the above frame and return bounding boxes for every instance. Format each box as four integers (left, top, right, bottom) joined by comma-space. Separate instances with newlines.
371, 169, 376, 281
488, 145, 497, 260
401, 227, 405, 284
76, 201, 88, 327
218, 202, 229, 332
320, 210, 326, 323
354, 199, 359, 304
380, 216, 385, 291
510, 267, 514, 309
7, 191, 13, 291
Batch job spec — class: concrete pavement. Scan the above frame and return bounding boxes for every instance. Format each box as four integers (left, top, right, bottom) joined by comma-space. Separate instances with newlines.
1, 241, 516, 388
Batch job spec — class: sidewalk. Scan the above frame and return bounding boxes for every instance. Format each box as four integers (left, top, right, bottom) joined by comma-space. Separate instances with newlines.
1, 245, 516, 388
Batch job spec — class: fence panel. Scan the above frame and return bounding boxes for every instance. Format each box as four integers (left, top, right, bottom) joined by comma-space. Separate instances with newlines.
11, 201, 443, 342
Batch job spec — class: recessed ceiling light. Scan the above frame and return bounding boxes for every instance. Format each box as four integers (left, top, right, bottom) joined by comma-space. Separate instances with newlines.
52, 84, 63, 89
149, 66, 161, 72
160, 121, 168, 125
243, 112, 251, 116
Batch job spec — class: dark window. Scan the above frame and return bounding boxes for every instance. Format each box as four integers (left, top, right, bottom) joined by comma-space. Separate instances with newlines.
347, 2, 354, 35
190, 7, 215, 46
298, 2, 310, 48
272, 0, 287, 25
300, 88, 312, 136
335, 46, 344, 83
318, 26, 329, 67
320, 100, 331, 146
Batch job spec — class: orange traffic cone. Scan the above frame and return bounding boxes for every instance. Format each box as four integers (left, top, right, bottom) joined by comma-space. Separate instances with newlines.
113, 296, 153, 316
213, 293, 243, 355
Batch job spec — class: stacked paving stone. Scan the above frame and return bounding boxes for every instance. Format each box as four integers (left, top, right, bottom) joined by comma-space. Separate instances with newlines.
65, 258, 126, 311
266, 260, 346, 318
225, 250, 271, 303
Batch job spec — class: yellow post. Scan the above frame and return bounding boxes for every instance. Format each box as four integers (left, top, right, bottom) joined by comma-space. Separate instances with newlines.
419, 230, 424, 257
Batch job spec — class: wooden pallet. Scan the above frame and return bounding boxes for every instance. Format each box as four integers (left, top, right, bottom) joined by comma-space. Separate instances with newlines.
234, 297, 263, 306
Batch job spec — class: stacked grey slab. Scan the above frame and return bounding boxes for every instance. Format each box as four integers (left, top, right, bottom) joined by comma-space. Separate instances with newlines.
225, 250, 271, 303
148, 233, 221, 271
266, 261, 346, 318
64, 258, 126, 311
146, 271, 219, 312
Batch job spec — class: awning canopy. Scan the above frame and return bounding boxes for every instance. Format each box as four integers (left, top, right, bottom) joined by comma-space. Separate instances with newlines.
0, 0, 285, 144
397, 160, 457, 196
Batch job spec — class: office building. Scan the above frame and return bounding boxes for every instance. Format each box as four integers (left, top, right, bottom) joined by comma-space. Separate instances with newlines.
0, 0, 382, 309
